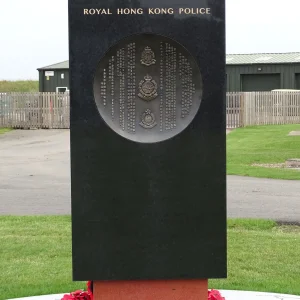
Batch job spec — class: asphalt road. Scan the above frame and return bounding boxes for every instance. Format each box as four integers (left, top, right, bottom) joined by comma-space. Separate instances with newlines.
0, 130, 299, 222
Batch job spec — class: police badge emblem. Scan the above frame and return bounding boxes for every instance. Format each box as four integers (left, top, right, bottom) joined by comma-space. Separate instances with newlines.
139, 109, 157, 129
138, 74, 158, 101
140, 46, 156, 66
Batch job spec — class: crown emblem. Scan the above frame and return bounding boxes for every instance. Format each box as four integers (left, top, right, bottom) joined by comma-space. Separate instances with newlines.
140, 109, 157, 129
140, 46, 156, 66
138, 75, 158, 101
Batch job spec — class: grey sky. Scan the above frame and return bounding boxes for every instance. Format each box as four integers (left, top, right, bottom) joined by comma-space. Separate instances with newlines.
0, 0, 300, 80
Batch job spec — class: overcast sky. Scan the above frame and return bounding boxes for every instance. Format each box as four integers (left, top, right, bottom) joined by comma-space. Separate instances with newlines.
0, 0, 300, 80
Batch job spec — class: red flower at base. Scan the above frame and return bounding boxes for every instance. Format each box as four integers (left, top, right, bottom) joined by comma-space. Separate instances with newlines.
87, 281, 93, 300
62, 282, 225, 300
208, 289, 226, 300
61, 290, 90, 300
61, 282, 93, 300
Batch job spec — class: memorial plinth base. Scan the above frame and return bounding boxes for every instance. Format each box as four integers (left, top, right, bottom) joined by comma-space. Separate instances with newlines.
94, 279, 208, 300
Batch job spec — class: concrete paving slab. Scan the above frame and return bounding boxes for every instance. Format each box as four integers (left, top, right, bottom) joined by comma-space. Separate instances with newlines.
288, 131, 300, 136
7, 290, 300, 300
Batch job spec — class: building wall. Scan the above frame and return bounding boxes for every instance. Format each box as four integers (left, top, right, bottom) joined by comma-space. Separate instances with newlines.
39, 69, 70, 92
295, 73, 300, 89
38, 64, 300, 92
226, 63, 300, 92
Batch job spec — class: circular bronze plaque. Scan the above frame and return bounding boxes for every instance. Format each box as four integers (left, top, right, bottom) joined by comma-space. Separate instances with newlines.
93, 33, 203, 143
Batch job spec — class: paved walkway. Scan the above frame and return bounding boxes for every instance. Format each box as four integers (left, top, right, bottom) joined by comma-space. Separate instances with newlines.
0, 130, 299, 222
227, 175, 300, 223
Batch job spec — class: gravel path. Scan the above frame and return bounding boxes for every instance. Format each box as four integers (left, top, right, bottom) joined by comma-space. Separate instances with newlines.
0, 130, 299, 222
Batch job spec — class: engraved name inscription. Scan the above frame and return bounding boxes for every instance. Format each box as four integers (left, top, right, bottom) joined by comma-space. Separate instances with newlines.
108, 56, 114, 119
127, 42, 136, 133
179, 53, 196, 118
83, 8, 211, 15
117, 48, 125, 131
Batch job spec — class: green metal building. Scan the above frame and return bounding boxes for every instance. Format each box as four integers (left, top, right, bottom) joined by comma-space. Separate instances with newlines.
38, 53, 300, 92
226, 52, 300, 92
37, 61, 69, 92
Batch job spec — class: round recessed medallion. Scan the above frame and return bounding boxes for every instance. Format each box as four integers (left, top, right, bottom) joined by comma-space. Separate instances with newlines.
93, 33, 203, 143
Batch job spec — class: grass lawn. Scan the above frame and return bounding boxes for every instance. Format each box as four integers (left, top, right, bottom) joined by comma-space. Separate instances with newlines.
0, 128, 12, 135
0, 217, 300, 299
227, 124, 300, 180
0, 80, 38, 92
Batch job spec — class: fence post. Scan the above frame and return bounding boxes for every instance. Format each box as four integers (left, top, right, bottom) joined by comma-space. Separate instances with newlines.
239, 92, 244, 127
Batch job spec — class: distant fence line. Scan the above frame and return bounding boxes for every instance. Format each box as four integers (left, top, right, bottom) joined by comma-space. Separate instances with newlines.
226, 91, 300, 128
0, 92, 70, 129
1, 92, 300, 129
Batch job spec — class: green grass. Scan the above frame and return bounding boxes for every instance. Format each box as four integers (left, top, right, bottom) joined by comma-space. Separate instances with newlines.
0, 217, 300, 299
211, 219, 300, 295
0, 216, 85, 300
227, 124, 300, 180
0, 80, 38, 92
0, 128, 12, 134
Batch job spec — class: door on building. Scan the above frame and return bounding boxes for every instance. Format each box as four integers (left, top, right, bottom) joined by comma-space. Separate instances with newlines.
56, 87, 68, 93
241, 74, 281, 91
295, 74, 300, 89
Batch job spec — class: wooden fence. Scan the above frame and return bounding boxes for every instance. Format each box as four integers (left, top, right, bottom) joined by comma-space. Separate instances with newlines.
226, 92, 243, 128
1, 92, 300, 129
0, 92, 70, 129
226, 91, 300, 128
241, 91, 300, 126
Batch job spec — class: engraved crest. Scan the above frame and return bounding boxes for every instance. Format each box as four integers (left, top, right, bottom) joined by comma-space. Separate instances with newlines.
138, 74, 158, 101
141, 46, 156, 66
140, 109, 157, 129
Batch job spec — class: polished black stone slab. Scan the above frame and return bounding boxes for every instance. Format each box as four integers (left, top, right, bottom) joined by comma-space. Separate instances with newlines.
69, 0, 226, 281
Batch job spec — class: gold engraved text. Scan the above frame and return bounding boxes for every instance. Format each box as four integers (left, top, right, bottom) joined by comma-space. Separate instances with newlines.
148, 8, 174, 14
83, 8, 112, 15
117, 8, 144, 14
179, 8, 211, 15
83, 7, 211, 15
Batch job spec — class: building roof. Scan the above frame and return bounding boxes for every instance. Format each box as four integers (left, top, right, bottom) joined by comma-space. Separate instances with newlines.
226, 52, 300, 65
37, 60, 69, 70
37, 52, 300, 70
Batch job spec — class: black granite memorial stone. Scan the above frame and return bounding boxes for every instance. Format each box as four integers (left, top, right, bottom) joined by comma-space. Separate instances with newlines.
69, 0, 226, 281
